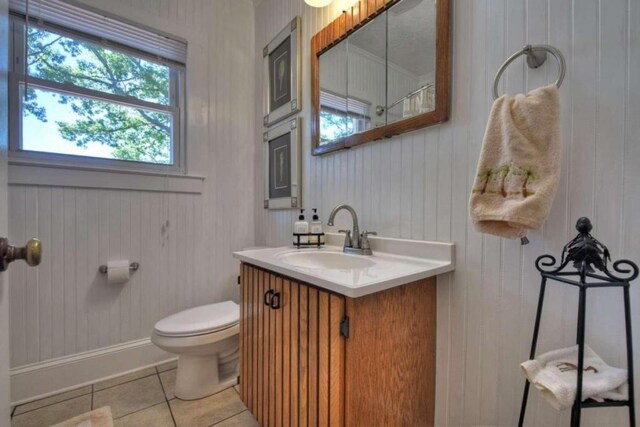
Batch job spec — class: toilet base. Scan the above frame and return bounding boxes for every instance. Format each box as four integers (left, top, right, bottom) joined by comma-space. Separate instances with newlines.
174, 354, 238, 400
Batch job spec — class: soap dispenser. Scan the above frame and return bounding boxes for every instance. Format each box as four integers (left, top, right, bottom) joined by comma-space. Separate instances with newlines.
294, 209, 309, 244
309, 208, 323, 244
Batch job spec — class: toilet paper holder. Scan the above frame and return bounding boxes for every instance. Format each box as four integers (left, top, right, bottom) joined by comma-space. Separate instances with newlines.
98, 262, 140, 274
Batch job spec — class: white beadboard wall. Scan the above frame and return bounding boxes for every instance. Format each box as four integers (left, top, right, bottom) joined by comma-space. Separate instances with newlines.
8, 0, 256, 367
254, 0, 640, 426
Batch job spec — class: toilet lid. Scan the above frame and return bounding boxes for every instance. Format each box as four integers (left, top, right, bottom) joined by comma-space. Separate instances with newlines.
154, 301, 239, 337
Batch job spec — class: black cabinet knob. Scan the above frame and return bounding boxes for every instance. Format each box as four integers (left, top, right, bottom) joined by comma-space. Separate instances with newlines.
270, 292, 281, 309
264, 289, 274, 306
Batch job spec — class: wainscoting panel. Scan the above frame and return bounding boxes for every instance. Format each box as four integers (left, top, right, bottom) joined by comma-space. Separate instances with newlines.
10, 338, 173, 405
8, 187, 203, 365
8, 0, 256, 396
254, 0, 640, 425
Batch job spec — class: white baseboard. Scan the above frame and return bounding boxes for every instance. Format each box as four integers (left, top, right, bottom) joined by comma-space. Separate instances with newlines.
10, 338, 174, 405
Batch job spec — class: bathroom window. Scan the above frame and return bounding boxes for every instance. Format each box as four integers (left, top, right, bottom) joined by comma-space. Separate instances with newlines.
320, 109, 357, 142
8, 4, 187, 172
319, 91, 371, 143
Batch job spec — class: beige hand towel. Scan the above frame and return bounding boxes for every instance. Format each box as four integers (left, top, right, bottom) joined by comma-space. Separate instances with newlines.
470, 84, 561, 239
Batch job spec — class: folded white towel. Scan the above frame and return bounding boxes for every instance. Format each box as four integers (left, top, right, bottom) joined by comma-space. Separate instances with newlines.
520, 345, 628, 410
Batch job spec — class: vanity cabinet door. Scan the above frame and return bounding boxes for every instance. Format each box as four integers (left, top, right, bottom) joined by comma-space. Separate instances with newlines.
240, 265, 276, 425
240, 263, 346, 427
240, 264, 267, 422
239, 264, 246, 407
240, 264, 255, 416
281, 279, 346, 427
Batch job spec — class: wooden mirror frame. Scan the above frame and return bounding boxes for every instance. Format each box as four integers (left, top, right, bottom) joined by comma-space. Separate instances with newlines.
311, 0, 451, 156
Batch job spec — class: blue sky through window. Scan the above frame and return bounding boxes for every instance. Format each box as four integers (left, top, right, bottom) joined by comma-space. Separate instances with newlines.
23, 88, 115, 158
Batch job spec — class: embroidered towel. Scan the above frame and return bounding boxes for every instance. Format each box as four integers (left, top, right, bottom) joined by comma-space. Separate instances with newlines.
521, 345, 628, 410
469, 84, 561, 239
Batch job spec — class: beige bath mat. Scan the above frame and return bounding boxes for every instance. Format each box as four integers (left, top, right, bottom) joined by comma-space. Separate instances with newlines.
51, 406, 113, 427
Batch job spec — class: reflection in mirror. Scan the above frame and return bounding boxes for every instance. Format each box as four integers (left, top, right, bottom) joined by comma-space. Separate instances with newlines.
384, 0, 437, 124
311, 0, 450, 154
347, 14, 387, 132
319, 40, 349, 145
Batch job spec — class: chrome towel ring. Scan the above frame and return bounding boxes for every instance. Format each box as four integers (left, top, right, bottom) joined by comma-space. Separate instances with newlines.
492, 44, 566, 100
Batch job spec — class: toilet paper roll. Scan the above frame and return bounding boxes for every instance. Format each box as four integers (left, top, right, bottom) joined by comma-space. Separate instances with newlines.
107, 260, 130, 284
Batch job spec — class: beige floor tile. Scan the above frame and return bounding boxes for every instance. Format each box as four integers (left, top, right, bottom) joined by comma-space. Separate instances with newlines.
94, 367, 157, 391
156, 360, 178, 373
159, 369, 176, 400
170, 388, 246, 427
233, 385, 240, 395
214, 410, 258, 427
11, 395, 91, 427
113, 402, 175, 427
13, 385, 93, 415
93, 375, 166, 419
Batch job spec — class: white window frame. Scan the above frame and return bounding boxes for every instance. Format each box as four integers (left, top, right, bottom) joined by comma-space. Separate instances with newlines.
8, 14, 187, 174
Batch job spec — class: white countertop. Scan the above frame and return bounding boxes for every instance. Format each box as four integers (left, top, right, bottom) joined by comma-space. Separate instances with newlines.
232, 233, 454, 298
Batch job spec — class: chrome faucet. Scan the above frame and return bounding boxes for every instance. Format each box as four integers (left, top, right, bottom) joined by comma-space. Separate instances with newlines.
327, 204, 377, 255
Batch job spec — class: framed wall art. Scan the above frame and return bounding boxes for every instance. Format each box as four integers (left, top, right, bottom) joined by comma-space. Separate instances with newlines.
263, 16, 301, 127
264, 118, 301, 209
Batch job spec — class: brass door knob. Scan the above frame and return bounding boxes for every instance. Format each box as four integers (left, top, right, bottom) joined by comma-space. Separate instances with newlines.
0, 237, 42, 272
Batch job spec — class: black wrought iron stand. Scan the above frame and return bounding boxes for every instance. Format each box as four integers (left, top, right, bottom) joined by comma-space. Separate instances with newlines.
518, 217, 638, 427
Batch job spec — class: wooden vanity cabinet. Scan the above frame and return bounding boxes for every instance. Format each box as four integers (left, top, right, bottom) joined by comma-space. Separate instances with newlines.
239, 263, 437, 427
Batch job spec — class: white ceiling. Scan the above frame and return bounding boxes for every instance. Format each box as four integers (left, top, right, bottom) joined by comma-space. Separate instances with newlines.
349, 0, 437, 77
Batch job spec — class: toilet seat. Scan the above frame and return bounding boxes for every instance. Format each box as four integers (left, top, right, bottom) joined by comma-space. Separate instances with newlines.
154, 301, 239, 337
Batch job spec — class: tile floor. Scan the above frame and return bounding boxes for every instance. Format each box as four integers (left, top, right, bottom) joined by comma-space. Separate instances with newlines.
10, 361, 258, 427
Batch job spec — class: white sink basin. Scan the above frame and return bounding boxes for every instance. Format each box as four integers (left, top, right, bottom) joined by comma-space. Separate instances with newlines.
233, 233, 454, 298
277, 251, 375, 270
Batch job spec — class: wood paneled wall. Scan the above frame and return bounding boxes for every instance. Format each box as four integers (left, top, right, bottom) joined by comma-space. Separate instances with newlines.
8, 0, 256, 367
254, 0, 640, 425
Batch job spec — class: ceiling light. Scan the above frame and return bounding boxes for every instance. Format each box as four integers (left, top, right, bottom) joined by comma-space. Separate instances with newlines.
304, 0, 333, 7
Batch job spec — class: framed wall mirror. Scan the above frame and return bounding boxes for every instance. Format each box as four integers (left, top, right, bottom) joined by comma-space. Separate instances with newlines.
311, 0, 450, 155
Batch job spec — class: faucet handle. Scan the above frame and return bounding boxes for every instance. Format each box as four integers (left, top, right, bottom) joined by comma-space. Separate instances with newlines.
338, 229, 352, 248
360, 231, 377, 250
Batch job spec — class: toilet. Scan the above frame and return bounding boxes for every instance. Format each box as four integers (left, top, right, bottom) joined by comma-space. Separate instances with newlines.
151, 301, 240, 400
